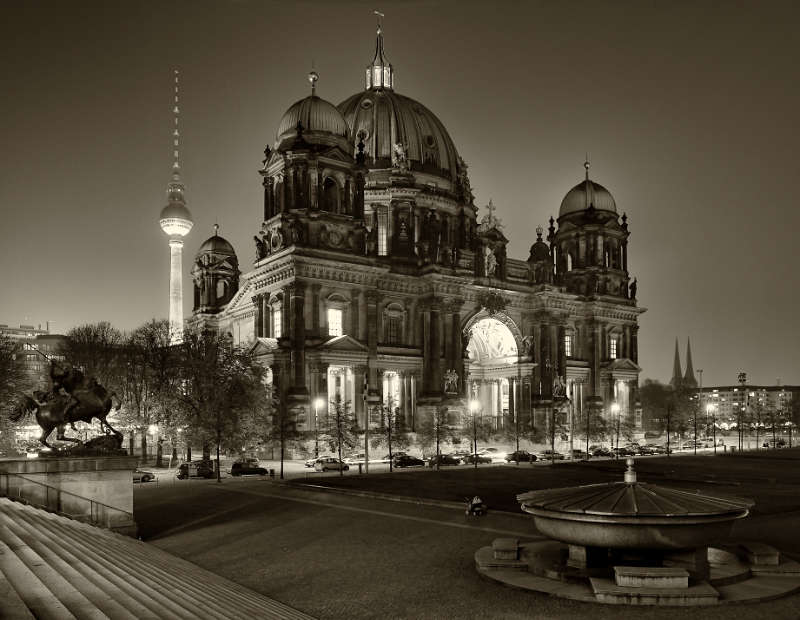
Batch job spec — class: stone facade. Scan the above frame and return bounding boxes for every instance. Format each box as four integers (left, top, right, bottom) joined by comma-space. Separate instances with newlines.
189, 26, 645, 436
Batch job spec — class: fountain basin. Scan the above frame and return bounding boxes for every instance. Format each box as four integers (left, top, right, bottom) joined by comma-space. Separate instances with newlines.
518, 463, 753, 551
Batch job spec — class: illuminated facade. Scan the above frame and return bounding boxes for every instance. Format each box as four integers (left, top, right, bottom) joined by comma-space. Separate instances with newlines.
189, 24, 645, 434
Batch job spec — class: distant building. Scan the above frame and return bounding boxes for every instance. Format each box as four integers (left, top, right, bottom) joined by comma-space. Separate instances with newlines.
670, 337, 697, 389
0, 323, 66, 388
699, 385, 798, 428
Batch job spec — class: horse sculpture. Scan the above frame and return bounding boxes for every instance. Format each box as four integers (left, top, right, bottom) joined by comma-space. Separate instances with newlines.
10, 362, 122, 449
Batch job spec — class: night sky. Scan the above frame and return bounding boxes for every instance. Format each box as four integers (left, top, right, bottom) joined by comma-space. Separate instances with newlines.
1, 0, 798, 387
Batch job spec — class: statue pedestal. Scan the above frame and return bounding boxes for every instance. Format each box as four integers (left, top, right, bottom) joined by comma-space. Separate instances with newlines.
0, 455, 139, 536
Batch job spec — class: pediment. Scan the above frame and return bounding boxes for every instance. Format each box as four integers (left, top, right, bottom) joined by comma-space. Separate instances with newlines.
318, 334, 368, 352
248, 337, 280, 356
602, 358, 642, 372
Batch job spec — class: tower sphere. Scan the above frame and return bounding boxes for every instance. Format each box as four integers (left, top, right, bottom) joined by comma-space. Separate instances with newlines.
160, 202, 194, 237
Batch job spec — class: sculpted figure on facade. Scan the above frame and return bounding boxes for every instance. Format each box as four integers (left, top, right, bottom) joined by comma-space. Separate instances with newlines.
629, 277, 637, 300
553, 374, 566, 398
483, 245, 497, 277
444, 369, 459, 394
254, 235, 267, 260
392, 142, 409, 173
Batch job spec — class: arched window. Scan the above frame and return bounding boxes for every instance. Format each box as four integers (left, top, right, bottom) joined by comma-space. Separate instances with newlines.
323, 177, 339, 213
216, 280, 226, 301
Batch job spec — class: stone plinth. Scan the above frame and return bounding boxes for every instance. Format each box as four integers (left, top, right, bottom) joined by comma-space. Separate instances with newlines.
492, 538, 519, 560
0, 456, 138, 536
614, 566, 689, 589
741, 542, 780, 566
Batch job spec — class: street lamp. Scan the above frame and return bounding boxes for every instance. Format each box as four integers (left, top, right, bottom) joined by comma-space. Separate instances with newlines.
695, 369, 703, 456
313, 397, 324, 458
707, 403, 716, 454
469, 399, 480, 469
611, 402, 621, 456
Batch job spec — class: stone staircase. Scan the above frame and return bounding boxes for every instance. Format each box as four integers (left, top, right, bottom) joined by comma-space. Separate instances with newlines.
0, 497, 315, 619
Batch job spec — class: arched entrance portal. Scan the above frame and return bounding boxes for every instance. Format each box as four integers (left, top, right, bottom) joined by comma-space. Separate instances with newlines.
466, 317, 523, 430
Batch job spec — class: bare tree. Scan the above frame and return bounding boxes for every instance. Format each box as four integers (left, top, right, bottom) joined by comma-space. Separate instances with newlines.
417, 405, 455, 470
320, 395, 358, 475
265, 384, 303, 479
61, 322, 123, 387
370, 399, 410, 472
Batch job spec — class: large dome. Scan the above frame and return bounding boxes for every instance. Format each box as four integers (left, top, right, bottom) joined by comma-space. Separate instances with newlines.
276, 95, 350, 151
559, 178, 617, 217
338, 90, 460, 184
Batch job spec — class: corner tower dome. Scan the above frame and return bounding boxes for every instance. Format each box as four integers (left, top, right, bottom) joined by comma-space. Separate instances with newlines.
337, 20, 461, 189
559, 160, 617, 218
275, 73, 350, 152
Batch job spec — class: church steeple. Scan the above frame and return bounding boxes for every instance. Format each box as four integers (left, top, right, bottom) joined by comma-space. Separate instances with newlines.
365, 10, 393, 90
670, 338, 683, 388
683, 338, 698, 388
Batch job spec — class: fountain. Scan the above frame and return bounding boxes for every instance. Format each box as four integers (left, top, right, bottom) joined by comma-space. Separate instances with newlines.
475, 459, 800, 605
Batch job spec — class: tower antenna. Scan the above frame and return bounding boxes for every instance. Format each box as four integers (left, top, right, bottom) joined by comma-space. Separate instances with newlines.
173, 69, 180, 178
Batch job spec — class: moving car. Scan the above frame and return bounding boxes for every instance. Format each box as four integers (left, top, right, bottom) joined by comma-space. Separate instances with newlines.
306, 454, 335, 468
477, 447, 508, 463
231, 458, 268, 476
461, 453, 492, 465
426, 454, 461, 467
505, 450, 536, 463
133, 468, 156, 483
314, 457, 349, 472
344, 453, 366, 465
176, 460, 216, 479
393, 455, 425, 468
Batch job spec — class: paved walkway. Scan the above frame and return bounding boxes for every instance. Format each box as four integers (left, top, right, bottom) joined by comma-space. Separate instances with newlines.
135, 478, 800, 619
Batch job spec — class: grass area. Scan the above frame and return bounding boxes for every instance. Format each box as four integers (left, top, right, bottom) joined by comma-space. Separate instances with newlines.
289, 449, 800, 517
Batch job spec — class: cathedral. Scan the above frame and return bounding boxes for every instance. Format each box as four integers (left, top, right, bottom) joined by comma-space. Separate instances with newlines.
187, 23, 645, 436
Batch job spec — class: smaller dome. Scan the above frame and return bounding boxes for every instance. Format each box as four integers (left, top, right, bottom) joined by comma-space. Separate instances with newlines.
528, 226, 550, 262
276, 95, 350, 149
559, 179, 617, 217
198, 233, 236, 257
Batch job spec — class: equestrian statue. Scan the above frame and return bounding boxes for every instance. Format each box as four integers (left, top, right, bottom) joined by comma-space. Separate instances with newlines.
10, 358, 123, 450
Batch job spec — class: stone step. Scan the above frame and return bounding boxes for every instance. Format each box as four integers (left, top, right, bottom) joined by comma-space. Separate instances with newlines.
0, 538, 78, 620
4, 498, 313, 619
0, 524, 104, 619
38, 509, 283, 617
0, 569, 35, 620
590, 577, 720, 606
12, 501, 241, 620
0, 505, 153, 619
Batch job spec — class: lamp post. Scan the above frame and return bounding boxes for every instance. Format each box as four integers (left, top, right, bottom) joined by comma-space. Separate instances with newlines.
313, 397, 323, 458
708, 403, 717, 454
611, 402, 621, 456
695, 369, 703, 456
469, 399, 480, 469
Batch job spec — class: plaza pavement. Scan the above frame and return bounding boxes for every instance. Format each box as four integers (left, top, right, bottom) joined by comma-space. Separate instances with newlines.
134, 451, 800, 619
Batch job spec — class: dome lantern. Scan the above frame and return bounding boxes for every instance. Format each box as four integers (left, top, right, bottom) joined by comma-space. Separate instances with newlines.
366, 11, 393, 90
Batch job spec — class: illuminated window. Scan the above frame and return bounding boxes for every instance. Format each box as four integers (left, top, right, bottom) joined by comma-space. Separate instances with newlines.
564, 334, 572, 357
377, 209, 388, 256
272, 308, 282, 339
327, 308, 343, 337
610, 337, 618, 359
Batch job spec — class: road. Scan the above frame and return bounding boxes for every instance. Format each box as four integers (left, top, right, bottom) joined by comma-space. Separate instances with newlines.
134, 469, 800, 620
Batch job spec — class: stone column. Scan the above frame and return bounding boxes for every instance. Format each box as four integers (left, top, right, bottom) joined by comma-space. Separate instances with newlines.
353, 364, 367, 428
351, 289, 360, 340
286, 281, 309, 404
557, 324, 566, 378
508, 377, 516, 423
421, 297, 443, 398
311, 284, 321, 339
262, 296, 270, 338
253, 295, 263, 338
631, 325, 639, 364
400, 372, 411, 429
365, 290, 380, 398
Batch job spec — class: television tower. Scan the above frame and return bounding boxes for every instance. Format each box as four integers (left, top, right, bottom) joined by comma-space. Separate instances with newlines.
159, 69, 193, 343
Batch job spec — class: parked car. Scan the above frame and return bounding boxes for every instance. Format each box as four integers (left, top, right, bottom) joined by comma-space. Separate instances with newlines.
133, 468, 156, 483
643, 443, 667, 454
589, 445, 612, 457
624, 443, 643, 455
612, 446, 634, 457
461, 453, 492, 465
762, 438, 786, 448
505, 450, 536, 463
393, 455, 425, 468
536, 450, 565, 461
177, 460, 216, 479
231, 458, 268, 476
314, 457, 350, 472
569, 449, 588, 460
477, 447, 508, 463
426, 454, 461, 467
